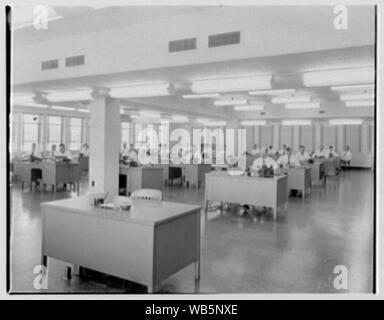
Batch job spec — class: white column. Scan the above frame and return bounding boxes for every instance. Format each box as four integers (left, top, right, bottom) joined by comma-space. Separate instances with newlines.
254, 126, 260, 147
293, 125, 300, 151
314, 122, 322, 149
336, 125, 344, 154
89, 97, 121, 196
361, 121, 369, 153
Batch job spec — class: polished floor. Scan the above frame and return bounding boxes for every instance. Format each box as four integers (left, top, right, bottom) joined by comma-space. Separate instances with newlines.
9, 169, 374, 293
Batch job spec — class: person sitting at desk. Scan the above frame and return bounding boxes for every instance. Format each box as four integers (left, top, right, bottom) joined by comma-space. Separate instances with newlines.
296, 145, 310, 164
341, 145, 352, 166
23, 142, 42, 161
80, 143, 90, 157
278, 144, 287, 155
267, 145, 276, 155
47, 144, 57, 159
248, 144, 261, 157
277, 147, 301, 168
55, 143, 73, 160
251, 148, 278, 171
325, 145, 338, 158
313, 145, 326, 158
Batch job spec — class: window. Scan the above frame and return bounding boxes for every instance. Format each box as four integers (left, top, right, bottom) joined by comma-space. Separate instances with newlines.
22, 114, 40, 151
134, 123, 144, 148
121, 122, 130, 145
69, 117, 83, 151
47, 116, 62, 150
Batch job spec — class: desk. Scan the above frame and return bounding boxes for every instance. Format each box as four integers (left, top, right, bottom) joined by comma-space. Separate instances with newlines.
281, 167, 311, 199
119, 166, 163, 195
14, 161, 43, 191
77, 156, 89, 173
308, 161, 325, 185
183, 164, 211, 188
204, 172, 288, 220
41, 196, 201, 293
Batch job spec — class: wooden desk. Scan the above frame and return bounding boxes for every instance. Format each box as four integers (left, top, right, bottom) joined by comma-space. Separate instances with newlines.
119, 166, 163, 196
281, 167, 311, 199
204, 172, 288, 220
14, 161, 80, 193
308, 161, 325, 185
41, 196, 201, 293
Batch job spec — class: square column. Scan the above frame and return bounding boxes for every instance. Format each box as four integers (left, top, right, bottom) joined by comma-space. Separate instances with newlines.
89, 97, 121, 196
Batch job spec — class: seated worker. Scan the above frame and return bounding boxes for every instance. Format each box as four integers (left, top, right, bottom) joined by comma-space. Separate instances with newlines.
55, 143, 73, 160
341, 145, 352, 165
313, 145, 326, 158
248, 144, 261, 157
278, 144, 287, 155
120, 142, 129, 157
23, 142, 42, 161
296, 145, 310, 164
267, 145, 276, 155
47, 144, 57, 159
325, 145, 339, 158
277, 147, 301, 168
80, 143, 90, 157
251, 148, 278, 171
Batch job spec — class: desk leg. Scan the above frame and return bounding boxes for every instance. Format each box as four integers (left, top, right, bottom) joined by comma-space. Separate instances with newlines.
77, 181, 80, 196
204, 200, 209, 213
41, 254, 48, 268
272, 206, 277, 221
302, 189, 305, 201
147, 282, 155, 294
21, 181, 24, 191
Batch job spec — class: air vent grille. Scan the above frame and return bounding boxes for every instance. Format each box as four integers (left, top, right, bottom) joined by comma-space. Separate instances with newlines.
208, 31, 241, 48
169, 38, 196, 52
65, 55, 85, 67
41, 59, 58, 70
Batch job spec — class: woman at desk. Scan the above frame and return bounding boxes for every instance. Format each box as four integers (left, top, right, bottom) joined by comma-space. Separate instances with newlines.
325, 145, 339, 158
55, 143, 73, 160
23, 142, 42, 161
277, 147, 301, 168
313, 145, 326, 158
80, 143, 90, 157
296, 145, 310, 164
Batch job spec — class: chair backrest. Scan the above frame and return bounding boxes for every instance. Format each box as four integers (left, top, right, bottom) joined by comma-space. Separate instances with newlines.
131, 188, 162, 201
323, 160, 337, 176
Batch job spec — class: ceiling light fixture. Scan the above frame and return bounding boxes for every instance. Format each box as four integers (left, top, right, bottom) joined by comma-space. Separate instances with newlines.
205, 121, 227, 126
19, 103, 48, 108
303, 67, 374, 87
47, 89, 93, 102
272, 96, 312, 104
329, 119, 363, 125
51, 106, 76, 111
285, 102, 320, 109
214, 99, 248, 106
241, 120, 267, 126
234, 105, 264, 111
191, 75, 272, 93
182, 93, 220, 99
345, 100, 374, 107
282, 119, 312, 126
249, 89, 296, 96
340, 93, 375, 101
330, 84, 375, 91
109, 83, 170, 98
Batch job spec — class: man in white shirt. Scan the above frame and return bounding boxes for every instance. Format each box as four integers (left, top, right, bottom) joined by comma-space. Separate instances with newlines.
80, 143, 90, 156
251, 149, 278, 171
249, 144, 261, 157
296, 145, 310, 164
313, 145, 326, 158
277, 147, 301, 168
56, 143, 73, 160
278, 144, 287, 155
325, 145, 338, 158
24, 142, 42, 160
341, 146, 352, 165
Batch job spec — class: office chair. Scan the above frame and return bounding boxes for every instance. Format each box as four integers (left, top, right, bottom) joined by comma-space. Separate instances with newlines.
323, 159, 340, 188
131, 188, 162, 201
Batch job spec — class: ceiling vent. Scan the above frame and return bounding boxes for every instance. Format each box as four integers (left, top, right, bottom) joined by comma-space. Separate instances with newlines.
208, 31, 240, 48
41, 59, 58, 70
169, 38, 197, 52
65, 55, 85, 67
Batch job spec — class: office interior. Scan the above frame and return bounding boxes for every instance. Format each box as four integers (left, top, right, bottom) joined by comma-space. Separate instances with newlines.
9, 5, 375, 293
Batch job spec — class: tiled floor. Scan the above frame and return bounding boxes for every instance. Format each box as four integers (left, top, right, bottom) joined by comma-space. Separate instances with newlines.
9, 169, 374, 293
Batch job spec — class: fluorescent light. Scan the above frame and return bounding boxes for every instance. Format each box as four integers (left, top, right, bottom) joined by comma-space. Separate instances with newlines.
109, 83, 170, 98
234, 105, 264, 111
214, 99, 248, 106
249, 89, 296, 96
205, 121, 226, 126
140, 111, 161, 118
285, 102, 320, 109
182, 93, 220, 99
77, 108, 90, 113
196, 118, 209, 124
303, 67, 374, 87
282, 119, 312, 126
340, 93, 375, 101
191, 75, 272, 93
171, 115, 189, 123
329, 119, 363, 125
331, 84, 374, 91
20, 103, 48, 108
12, 94, 35, 104
120, 110, 126, 115
51, 106, 76, 111
47, 89, 93, 102
272, 96, 312, 104
241, 120, 267, 126
345, 100, 374, 107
